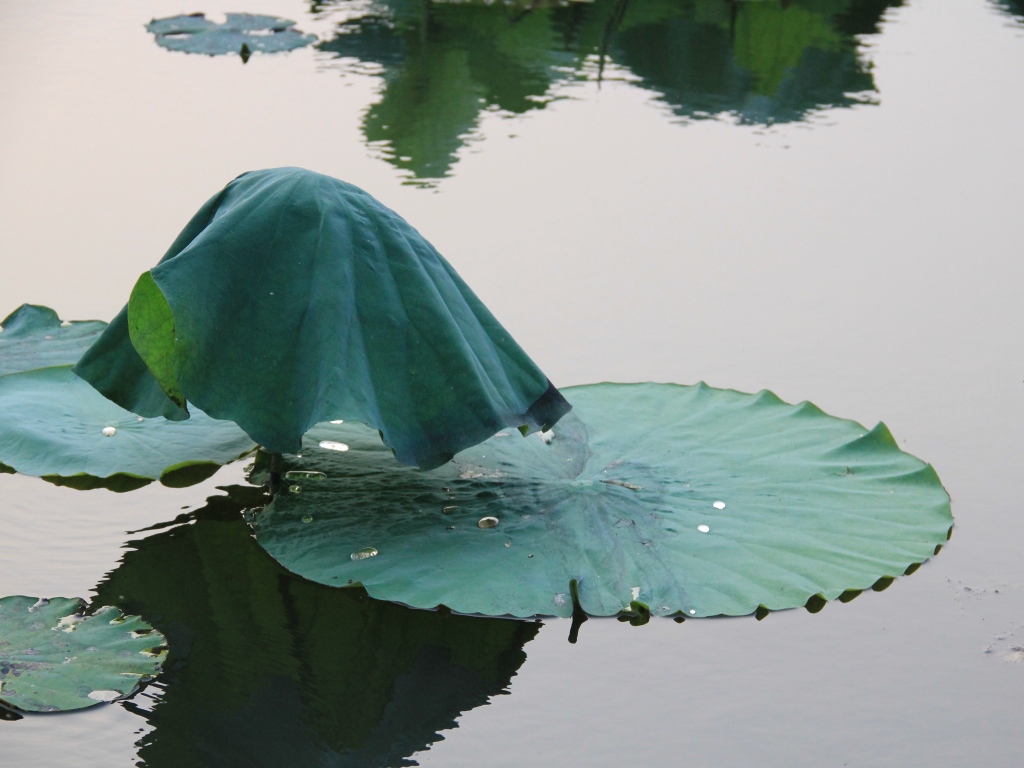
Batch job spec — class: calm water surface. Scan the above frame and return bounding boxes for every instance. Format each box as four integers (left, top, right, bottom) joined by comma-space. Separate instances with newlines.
2, 0, 1023, 765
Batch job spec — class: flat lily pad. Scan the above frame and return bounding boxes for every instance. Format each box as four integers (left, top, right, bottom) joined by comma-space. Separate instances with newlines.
146, 13, 316, 57
249, 382, 952, 618
0, 366, 255, 489
74, 168, 570, 468
0, 304, 106, 377
0, 596, 166, 713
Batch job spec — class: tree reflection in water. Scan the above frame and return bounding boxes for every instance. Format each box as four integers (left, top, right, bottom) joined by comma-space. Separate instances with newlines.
92, 487, 539, 768
313, 0, 903, 179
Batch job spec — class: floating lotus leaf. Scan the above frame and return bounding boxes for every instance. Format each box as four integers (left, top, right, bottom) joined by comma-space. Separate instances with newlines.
249, 382, 952, 618
0, 596, 166, 713
0, 304, 106, 377
93, 493, 537, 765
74, 167, 571, 469
146, 13, 316, 57
0, 366, 255, 490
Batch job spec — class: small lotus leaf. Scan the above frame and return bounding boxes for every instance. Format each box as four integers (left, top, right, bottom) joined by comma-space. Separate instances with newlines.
0, 366, 255, 488
249, 382, 952, 618
73, 168, 571, 468
146, 13, 316, 56
0, 596, 166, 713
0, 304, 106, 377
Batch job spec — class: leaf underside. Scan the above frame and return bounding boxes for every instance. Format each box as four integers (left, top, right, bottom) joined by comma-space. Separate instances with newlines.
128, 271, 186, 410
250, 382, 952, 619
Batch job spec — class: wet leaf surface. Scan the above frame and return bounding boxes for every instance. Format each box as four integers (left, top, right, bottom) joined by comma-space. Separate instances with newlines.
250, 382, 952, 618
0, 366, 254, 488
0, 596, 165, 713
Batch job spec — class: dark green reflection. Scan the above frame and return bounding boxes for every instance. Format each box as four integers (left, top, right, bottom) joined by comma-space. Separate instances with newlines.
92, 487, 539, 768
314, 0, 901, 180
992, 0, 1024, 22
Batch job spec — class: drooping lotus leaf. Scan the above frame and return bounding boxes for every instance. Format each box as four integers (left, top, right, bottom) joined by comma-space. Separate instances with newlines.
0, 304, 106, 377
93, 492, 538, 767
0, 366, 255, 489
249, 382, 952, 618
0, 596, 166, 713
146, 14, 316, 57
73, 167, 571, 469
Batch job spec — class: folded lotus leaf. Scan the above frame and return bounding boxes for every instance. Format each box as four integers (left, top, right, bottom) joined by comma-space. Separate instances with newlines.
74, 167, 571, 469
0, 304, 106, 377
146, 13, 316, 56
0, 596, 166, 713
0, 366, 255, 488
249, 382, 953, 618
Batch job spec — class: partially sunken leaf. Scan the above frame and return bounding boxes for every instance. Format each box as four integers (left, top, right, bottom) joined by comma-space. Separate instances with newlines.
146, 13, 316, 57
74, 168, 570, 468
0, 596, 166, 713
0, 366, 255, 488
250, 382, 952, 618
0, 304, 106, 377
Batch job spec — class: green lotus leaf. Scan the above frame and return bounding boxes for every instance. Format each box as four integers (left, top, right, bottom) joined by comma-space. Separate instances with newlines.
0, 304, 106, 377
146, 13, 316, 57
0, 596, 166, 713
249, 382, 952, 619
73, 167, 571, 469
0, 366, 255, 489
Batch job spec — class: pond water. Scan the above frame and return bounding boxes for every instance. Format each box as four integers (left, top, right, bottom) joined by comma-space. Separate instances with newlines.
2, 0, 1024, 764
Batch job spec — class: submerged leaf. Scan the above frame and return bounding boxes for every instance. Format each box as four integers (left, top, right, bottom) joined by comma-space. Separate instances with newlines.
0, 366, 254, 488
250, 382, 952, 618
146, 13, 316, 57
0, 596, 166, 713
0, 304, 106, 377
74, 167, 570, 468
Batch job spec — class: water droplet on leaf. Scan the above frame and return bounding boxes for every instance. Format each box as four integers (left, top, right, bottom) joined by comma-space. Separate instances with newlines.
285, 471, 326, 481
478, 516, 499, 529
288, 485, 302, 494
350, 547, 378, 561
713, 501, 726, 510
102, 427, 116, 437
301, 515, 313, 523
698, 525, 710, 533
319, 440, 349, 452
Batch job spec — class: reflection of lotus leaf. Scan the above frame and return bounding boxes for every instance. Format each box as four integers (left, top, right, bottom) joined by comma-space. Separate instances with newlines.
0, 304, 106, 377
250, 382, 952, 619
146, 13, 316, 57
0, 596, 166, 713
73, 168, 571, 469
314, 0, 899, 179
93, 496, 538, 767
